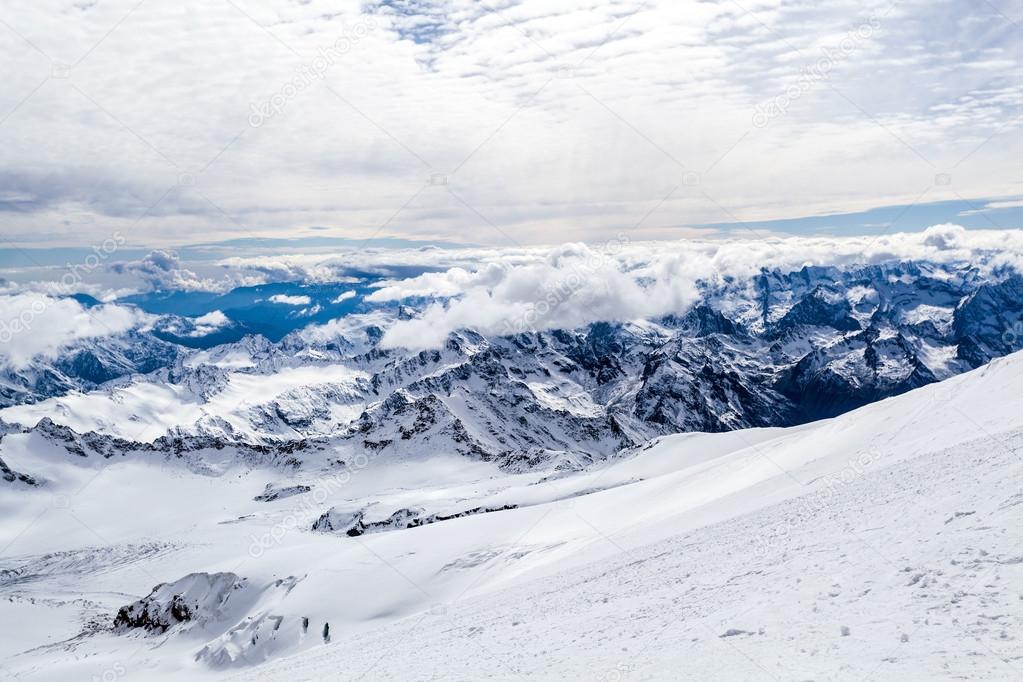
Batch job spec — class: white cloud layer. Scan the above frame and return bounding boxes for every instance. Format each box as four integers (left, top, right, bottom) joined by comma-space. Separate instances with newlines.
0, 294, 149, 368
188, 310, 231, 337
104, 227, 1020, 348
368, 225, 1023, 349
268, 294, 313, 305
4, 226, 1023, 362
108, 250, 216, 291
1, 1, 1021, 246
331, 291, 357, 303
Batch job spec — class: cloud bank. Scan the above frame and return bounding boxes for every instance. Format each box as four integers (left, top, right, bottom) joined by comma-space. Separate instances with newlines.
5, 226, 1023, 361
108, 250, 215, 291
365, 225, 1023, 350
268, 294, 313, 306
0, 294, 149, 368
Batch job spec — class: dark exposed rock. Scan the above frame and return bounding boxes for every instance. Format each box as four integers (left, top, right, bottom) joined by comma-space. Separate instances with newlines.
952, 275, 1023, 367
114, 572, 244, 634
26, 418, 310, 469
774, 286, 861, 333
312, 504, 519, 536
253, 483, 312, 502
0, 455, 36, 486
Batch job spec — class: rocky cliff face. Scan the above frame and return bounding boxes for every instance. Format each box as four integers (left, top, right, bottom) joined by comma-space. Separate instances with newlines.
952, 275, 1023, 367
114, 572, 245, 634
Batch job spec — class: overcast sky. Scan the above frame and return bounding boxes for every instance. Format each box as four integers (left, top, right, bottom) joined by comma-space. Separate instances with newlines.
2, 0, 1022, 249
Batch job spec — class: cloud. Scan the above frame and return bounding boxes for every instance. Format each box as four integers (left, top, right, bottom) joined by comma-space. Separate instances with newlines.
366, 265, 506, 302
299, 309, 395, 347
20, 223, 1018, 314
0, 294, 148, 368
373, 226, 1023, 350
155, 309, 234, 337
108, 250, 213, 291
153, 309, 235, 338
331, 291, 357, 303
958, 199, 1023, 216
188, 310, 232, 336
921, 223, 969, 250
4, 225, 1023, 359
1, 1, 1021, 246
211, 255, 371, 288
268, 294, 312, 305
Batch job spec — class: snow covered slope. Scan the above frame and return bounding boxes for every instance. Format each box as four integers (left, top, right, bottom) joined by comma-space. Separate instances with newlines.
1, 346, 1021, 680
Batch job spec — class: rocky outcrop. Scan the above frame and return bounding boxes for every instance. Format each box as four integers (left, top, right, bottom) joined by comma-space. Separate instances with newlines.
312, 504, 519, 536
254, 483, 312, 502
26, 418, 312, 470
114, 572, 245, 633
952, 275, 1023, 367
0, 454, 36, 486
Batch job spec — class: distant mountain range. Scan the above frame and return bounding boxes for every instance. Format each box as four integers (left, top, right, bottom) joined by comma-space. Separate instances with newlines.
3, 260, 1021, 471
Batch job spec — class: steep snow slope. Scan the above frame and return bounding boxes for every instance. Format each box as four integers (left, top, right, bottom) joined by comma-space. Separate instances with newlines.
1, 349, 1021, 680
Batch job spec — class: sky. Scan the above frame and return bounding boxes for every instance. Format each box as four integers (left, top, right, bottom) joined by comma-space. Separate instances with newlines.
0, 0, 1021, 252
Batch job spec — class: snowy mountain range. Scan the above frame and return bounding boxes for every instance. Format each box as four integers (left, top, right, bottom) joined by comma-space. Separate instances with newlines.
3, 261, 1021, 473
1, 255, 1022, 680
